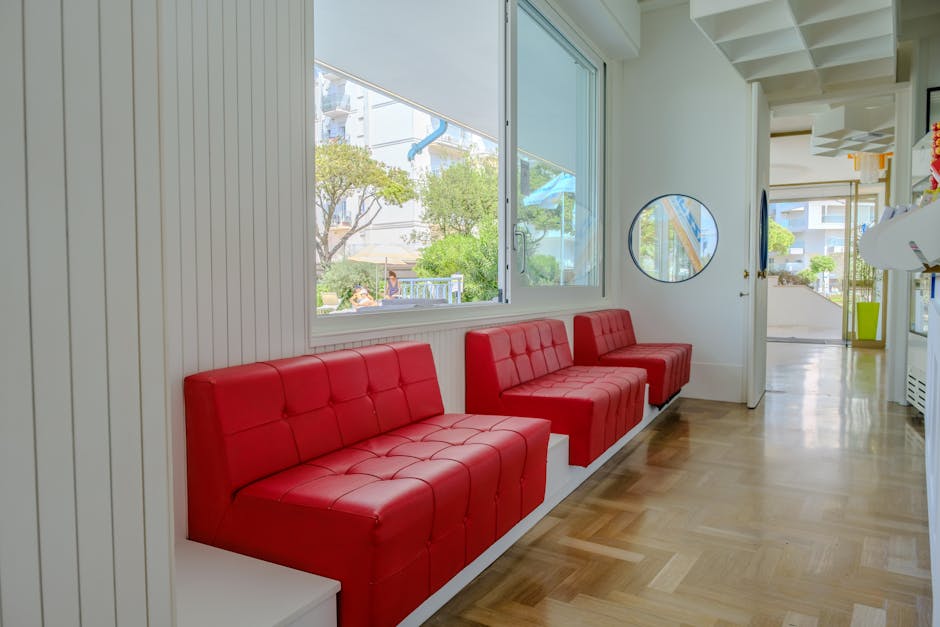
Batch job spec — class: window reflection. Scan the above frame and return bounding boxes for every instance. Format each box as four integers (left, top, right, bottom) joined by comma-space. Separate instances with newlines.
629, 195, 718, 283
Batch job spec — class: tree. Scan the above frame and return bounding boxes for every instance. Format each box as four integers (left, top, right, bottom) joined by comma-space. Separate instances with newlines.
517, 161, 573, 244
413, 220, 499, 302
417, 156, 498, 238
809, 255, 836, 275
768, 219, 795, 255
317, 260, 377, 310
797, 268, 817, 285
314, 142, 415, 269
525, 253, 561, 286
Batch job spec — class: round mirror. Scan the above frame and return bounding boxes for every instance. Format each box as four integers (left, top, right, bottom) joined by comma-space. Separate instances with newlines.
628, 194, 718, 283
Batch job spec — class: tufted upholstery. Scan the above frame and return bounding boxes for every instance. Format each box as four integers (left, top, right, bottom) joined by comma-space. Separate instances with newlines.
185, 342, 550, 627
465, 320, 647, 466
573, 309, 692, 406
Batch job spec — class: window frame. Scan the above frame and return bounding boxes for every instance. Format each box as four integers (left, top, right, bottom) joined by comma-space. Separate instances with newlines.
506, 0, 607, 306
308, 0, 609, 342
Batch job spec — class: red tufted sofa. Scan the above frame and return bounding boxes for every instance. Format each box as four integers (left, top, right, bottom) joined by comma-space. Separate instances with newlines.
184, 342, 550, 627
465, 319, 647, 467
574, 309, 692, 406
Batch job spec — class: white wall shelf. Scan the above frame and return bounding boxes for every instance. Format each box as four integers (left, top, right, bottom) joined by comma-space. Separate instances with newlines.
858, 198, 940, 272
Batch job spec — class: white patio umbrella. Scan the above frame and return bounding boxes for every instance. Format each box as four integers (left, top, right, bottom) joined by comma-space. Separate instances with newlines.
347, 242, 421, 267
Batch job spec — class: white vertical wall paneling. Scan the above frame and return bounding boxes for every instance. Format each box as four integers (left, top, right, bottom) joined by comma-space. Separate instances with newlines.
308, 314, 577, 413
192, 0, 214, 372
166, 0, 314, 538
62, 0, 118, 624
176, 0, 199, 384
161, 0, 188, 546
207, 0, 229, 367
132, 0, 174, 622
223, 0, 243, 365
101, 0, 150, 620
0, 0, 44, 623
4, 1, 172, 623
278, 3, 294, 354
265, 0, 283, 360
251, 0, 271, 361
24, 0, 83, 623
237, 0, 256, 363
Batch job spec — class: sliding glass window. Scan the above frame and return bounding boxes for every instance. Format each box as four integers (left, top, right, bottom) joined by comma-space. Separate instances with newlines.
514, 0, 601, 292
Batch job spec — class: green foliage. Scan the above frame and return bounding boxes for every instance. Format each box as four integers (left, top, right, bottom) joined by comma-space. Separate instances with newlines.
636, 209, 657, 272
525, 254, 561, 286
809, 255, 836, 274
517, 160, 573, 243
413, 220, 499, 302
314, 142, 416, 269
409, 157, 500, 302
768, 219, 795, 255
797, 268, 818, 285
418, 156, 498, 237
521, 159, 558, 195
518, 200, 574, 244
854, 256, 875, 288
317, 260, 377, 309
774, 270, 811, 286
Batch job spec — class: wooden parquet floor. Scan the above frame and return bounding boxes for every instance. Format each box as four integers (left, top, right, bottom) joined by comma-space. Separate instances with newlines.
426, 344, 930, 626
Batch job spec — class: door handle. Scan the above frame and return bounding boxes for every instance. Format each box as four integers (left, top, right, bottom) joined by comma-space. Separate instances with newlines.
513, 227, 527, 274
739, 291, 750, 297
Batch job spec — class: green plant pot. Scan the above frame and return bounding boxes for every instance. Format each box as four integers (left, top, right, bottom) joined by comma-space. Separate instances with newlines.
855, 302, 880, 341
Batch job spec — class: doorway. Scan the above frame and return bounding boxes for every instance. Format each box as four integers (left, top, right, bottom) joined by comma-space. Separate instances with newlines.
766, 182, 886, 345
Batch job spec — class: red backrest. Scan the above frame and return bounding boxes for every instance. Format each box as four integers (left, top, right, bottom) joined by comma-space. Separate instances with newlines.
573, 309, 637, 364
465, 319, 573, 413
184, 342, 444, 541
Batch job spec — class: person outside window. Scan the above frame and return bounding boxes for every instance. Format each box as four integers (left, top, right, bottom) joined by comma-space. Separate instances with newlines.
350, 285, 378, 309
385, 271, 401, 299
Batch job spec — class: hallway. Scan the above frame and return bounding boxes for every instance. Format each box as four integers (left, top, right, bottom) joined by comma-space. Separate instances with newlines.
427, 344, 930, 626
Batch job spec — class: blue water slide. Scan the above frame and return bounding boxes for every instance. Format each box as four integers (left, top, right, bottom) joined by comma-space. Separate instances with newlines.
407, 117, 448, 161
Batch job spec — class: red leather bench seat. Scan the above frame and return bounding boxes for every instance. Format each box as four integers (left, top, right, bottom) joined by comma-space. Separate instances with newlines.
574, 309, 692, 406
185, 342, 550, 627
465, 320, 646, 467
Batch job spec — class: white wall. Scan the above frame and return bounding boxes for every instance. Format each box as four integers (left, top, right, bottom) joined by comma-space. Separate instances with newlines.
0, 0, 172, 624
620, 4, 751, 402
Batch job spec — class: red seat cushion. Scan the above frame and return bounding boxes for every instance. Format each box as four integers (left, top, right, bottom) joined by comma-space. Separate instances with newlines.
599, 344, 691, 405
216, 413, 550, 627
574, 309, 692, 405
466, 320, 647, 466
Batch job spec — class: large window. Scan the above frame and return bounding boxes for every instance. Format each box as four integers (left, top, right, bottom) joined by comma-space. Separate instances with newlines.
312, 0, 603, 316
515, 0, 600, 289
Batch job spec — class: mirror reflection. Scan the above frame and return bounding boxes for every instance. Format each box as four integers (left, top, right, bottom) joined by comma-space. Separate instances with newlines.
629, 194, 718, 282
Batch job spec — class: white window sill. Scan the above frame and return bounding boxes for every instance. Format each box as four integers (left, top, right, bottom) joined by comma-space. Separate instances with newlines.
310, 297, 611, 347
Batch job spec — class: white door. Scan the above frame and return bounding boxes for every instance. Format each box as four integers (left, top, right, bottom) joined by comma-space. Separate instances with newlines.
746, 83, 770, 408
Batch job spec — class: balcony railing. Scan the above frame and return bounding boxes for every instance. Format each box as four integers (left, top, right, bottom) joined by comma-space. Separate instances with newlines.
321, 94, 351, 117
395, 276, 464, 304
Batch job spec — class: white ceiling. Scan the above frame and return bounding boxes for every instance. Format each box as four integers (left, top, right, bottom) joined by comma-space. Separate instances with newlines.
689, 0, 898, 102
